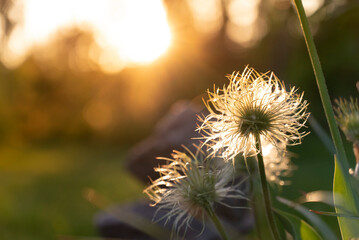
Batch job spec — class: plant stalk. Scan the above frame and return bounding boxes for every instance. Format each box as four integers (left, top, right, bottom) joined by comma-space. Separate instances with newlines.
291, 0, 350, 173
292, 1, 359, 232
206, 207, 229, 240
255, 134, 281, 240
246, 155, 275, 239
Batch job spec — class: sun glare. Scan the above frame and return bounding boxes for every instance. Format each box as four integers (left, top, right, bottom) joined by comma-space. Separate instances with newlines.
3, 0, 172, 72
118, 1, 172, 63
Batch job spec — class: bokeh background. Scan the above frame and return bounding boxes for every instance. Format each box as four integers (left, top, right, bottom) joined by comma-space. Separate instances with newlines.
0, 0, 358, 239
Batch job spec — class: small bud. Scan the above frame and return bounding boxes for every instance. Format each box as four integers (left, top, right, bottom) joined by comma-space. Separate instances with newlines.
334, 98, 359, 143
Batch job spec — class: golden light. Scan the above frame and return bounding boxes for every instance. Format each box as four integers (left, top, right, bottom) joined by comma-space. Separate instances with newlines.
228, 0, 259, 27
302, 0, 325, 16
186, 0, 223, 35
226, 0, 262, 48
83, 100, 113, 130
2, 0, 172, 72
116, 1, 171, 63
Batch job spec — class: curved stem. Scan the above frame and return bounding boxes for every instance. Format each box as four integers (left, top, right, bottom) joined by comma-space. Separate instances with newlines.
206, 207, 229, 240
255, 134, 281, 240
292, 0, 350, 173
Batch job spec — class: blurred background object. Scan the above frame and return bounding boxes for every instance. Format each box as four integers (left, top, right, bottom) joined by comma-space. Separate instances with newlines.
126, 100, 205, 183
0, 0, 358, 239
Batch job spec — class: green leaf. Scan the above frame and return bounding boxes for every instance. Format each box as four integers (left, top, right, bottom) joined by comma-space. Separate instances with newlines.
333, 156, 359, 239
277, 197, 337, 240
275, 209, 322, 240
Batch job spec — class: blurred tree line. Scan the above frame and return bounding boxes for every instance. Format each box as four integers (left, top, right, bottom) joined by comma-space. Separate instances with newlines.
0, 0, 358, 147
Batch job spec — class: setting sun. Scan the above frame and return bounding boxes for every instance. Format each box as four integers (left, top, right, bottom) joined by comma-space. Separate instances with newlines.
116, 1, 172, 63
3, 0, 172, 72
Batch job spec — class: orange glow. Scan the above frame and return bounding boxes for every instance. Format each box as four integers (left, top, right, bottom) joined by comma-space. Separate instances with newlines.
83, 101, 113, 130
228, 0, 259, 27
186, 0, 223, 35
226, 0, 262, 47
302, 0, 324, 16
3, 0, 172, 72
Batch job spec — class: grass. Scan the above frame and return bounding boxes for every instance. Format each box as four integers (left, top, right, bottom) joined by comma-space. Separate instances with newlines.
0, 143, 143, 240
0, 131, 351, 239
278, 132, 353, 236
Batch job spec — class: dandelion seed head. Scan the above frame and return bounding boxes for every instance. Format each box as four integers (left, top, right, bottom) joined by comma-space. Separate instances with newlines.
144, 146, 247, 236
198, 66, 309, 159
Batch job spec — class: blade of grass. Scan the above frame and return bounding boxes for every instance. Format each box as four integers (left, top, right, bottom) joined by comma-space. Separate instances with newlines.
333, 156, 359, 239
275, 209, 322, 240
310, 209, 359, 220
277, 196, 337, 240
291, 0, 353, 188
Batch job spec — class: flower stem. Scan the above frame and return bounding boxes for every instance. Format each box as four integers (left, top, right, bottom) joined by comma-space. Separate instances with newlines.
255, 134, 281, 240
291, 0, 350, 173
206, 207, 229, 240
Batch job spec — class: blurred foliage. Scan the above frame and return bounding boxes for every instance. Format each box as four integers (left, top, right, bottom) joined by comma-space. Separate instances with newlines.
0, 144, 142, 239
0, 1, 357, 146
0, 1, 358, 238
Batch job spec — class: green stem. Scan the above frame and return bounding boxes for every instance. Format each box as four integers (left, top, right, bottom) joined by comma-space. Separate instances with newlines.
255, 134, 281, 240
246, 155, 274, 239
292, 0, 350, 172
206, 207, 229, 240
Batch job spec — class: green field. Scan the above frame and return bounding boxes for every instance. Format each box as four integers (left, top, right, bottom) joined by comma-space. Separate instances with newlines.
0, 143, 143, 240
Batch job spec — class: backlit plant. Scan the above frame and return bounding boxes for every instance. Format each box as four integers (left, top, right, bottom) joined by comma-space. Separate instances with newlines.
142, 0, 359, 239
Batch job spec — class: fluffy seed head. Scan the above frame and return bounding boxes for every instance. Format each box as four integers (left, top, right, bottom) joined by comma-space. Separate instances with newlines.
198, 67, 309, 159
144, 147, 247, 236
335, 98, 359, 142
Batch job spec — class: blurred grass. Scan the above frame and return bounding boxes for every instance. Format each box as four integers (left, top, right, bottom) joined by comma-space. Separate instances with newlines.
0, 143, 143, 240
0, 132, 353, 239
